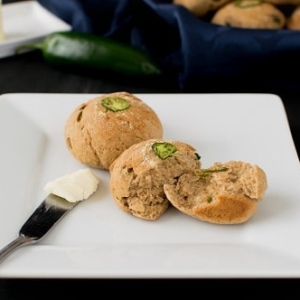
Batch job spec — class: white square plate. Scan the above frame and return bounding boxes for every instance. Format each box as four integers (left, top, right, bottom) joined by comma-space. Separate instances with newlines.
0, 1, 71, 58
0, 93, 300, 279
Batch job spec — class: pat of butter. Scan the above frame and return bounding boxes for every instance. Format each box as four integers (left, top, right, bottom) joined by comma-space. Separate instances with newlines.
44, 168, 100, 202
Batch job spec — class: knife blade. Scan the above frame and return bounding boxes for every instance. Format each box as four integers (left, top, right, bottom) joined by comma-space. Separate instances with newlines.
0, 193, 79, 264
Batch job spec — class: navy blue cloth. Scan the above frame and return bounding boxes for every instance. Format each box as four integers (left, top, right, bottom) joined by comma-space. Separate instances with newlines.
38, 0, 300, 91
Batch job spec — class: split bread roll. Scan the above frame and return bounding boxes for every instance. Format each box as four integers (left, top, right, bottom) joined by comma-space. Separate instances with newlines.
109, 139, 268, 224
109, 139, 201, 220
64, 92, 163, 170
164, 160, 268, 224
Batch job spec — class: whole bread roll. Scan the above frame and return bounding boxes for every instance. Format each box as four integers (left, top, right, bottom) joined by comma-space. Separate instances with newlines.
64, 92, 163, 170
164, 160, 268, 224
109, 139, 201, 220
173, 0, 231, 17
211, 1, 286, 29
287, 6, 300, 30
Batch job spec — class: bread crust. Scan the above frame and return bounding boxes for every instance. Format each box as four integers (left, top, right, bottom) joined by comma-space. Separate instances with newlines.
64, 92, 163, 170
164, 160, 268, 224
109, 139, 201, 220
264, 0, 300, 5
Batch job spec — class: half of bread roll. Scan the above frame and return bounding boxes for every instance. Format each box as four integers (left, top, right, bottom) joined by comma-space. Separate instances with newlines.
109, 139, 201, 220
164, 160, 268, 224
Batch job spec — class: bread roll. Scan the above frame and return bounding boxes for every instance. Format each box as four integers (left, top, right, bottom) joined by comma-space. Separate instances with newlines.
287, 6, 300, 29
64, 92, 163, 170
164, 160, 268, 224
109, 139, 201, 220
173, 0, 231, 17
211, 0, 286, 29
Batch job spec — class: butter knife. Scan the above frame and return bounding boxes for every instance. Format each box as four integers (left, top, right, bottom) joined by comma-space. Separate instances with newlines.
0, 193, 79, 264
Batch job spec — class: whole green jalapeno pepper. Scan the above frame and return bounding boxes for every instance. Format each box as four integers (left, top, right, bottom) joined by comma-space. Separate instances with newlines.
16, 31, 162, 77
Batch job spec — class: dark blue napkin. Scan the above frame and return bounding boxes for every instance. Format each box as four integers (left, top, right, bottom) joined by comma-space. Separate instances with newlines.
37, 0, 300, 91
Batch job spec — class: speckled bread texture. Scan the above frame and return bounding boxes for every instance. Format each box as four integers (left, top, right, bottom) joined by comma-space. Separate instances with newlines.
109, 139, 201, 220
211, 1, 286, 29
64, 92, 163, 170
287, 6, 300, 29
164, 160, 268, 224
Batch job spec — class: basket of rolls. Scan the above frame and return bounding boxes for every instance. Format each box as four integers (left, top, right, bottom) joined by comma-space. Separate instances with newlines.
38, 0, 300, 91
174, 0, 300, 30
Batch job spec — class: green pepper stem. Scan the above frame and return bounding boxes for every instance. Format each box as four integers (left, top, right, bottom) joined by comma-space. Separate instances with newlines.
15, 43, 44, 55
